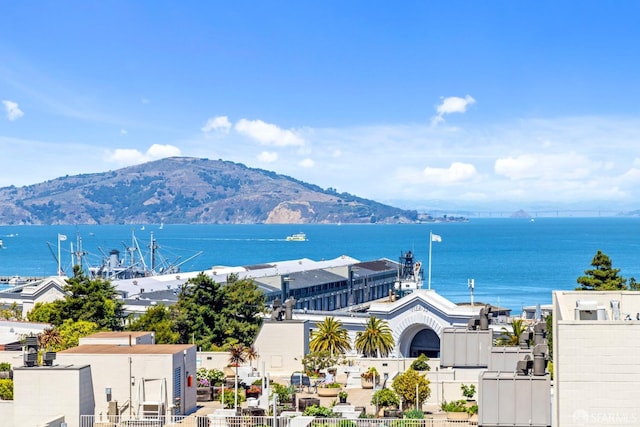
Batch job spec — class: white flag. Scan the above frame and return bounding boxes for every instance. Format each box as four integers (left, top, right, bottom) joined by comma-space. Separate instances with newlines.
431, 233, 442, 242
58, 234, 67, 241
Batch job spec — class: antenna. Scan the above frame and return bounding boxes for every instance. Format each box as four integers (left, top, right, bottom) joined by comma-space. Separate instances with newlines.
468, 279, 475, 307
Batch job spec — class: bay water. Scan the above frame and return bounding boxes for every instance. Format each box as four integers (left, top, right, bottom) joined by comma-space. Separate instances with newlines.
1, 218, 639, 314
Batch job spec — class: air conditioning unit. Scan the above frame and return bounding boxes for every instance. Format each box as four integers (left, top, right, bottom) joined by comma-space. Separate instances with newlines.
43, 352, 56, 366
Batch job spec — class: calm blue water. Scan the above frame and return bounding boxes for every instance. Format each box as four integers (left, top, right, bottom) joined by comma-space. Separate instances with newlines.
1, 218, 640, 313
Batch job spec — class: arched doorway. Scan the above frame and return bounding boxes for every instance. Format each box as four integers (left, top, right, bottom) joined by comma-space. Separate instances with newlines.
409, 328, 440, 358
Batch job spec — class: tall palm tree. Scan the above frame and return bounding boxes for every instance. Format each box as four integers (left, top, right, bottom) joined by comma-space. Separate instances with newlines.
355, 316, 395, 357
228, 344, 247, 411
496, 318, 528, 346
309, 317, 351, 356
244, 345, 259, 370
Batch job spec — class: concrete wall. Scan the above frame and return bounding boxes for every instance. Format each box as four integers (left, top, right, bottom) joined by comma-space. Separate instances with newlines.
554, 291, 640, 427
56, 347, 197, 417
13, 365, 92, 427
0, 400, 13, 427
555, 320, 640, 426
253, 320, 308, 374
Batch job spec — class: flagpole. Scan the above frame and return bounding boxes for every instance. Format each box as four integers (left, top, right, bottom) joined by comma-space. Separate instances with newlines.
57, 234, 62, 276
428, 231, 433, 290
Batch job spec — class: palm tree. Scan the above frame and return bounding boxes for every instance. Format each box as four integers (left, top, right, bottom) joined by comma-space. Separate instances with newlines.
496, 318, 528, 346
228, 344, 247, 411
355, 316, 395, 357
309, 317, 351, 356
38, 327, 62, 351
244, 345, 259, 370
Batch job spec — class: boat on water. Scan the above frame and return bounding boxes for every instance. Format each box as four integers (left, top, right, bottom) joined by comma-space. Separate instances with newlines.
286, 232, 307, 241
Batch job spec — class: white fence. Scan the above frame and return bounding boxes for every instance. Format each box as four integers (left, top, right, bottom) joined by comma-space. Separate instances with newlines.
79, 415, 476, 427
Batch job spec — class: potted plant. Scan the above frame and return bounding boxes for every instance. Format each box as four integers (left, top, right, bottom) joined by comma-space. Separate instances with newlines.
338, 390, 348, 404
246, 384, 262, 399
317, 381, 342, 397
360, 366, 379, 389
371, 388, 400, 417
461, 383, 476, 401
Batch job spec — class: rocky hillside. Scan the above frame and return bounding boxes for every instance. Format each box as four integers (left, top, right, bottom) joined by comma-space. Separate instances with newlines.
0, 157, 418, 225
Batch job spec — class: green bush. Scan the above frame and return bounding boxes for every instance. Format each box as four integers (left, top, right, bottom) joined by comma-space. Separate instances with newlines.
0, 363, 11, 372
0, 379, 13, 400
303, 404, 336, 417
403, 409, 424, 419
371, 388, 400, 408
337, 420, 357, 427
410, 354, 430, 371
440, 400, 467, 412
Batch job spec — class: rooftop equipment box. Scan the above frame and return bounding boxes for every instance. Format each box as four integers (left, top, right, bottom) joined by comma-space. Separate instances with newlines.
440, 328, 491, 368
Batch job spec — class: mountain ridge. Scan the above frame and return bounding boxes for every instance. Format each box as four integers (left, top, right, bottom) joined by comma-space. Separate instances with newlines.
0, 157, 419, 225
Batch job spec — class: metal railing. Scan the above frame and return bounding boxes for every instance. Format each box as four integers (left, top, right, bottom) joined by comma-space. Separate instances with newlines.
79, 415, 477, 427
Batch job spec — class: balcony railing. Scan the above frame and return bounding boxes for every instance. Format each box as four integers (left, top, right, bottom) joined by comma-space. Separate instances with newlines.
79, 415, 476, 427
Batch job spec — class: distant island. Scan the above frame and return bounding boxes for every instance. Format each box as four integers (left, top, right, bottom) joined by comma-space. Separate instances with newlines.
0, 156, 463, 225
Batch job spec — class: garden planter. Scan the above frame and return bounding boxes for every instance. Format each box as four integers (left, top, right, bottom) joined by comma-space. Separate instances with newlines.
361, 378, 376, 389
446, 411, 469, 420
196, 387, 211, 401
317, 387, 341, 397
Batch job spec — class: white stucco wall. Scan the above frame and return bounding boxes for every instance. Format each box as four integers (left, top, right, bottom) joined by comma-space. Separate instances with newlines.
554, 291, 640, 427
56, 345, 197, 417
13, 365, 93, 427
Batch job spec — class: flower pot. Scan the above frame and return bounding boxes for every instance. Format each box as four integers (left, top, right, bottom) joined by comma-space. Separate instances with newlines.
317, 387, 341, 397
197, 387, 212, 401
361, 378, 375, 389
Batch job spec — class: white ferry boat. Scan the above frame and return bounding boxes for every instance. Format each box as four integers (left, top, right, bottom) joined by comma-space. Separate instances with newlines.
286, 232, 307, 241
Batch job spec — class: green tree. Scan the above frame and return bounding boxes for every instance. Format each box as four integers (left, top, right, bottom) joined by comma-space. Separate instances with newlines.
576, 250, 627, 291
355, 316, 395, 357
309, 317, 351, 356
371, 388, 400, 409
174, 273, 265, 350
27, 301, 63, 324
56, 319, 100, 351
126, 304, 179, 344
391, 369, 431, 410
302, 350, 342, 374
28, 266, 124, 329
218, 274, 266, 347
495, 318, 528, 346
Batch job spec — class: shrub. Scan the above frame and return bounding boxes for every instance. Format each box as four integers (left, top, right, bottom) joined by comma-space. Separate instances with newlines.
440, 400, 467, 412
303, 404, 336, 417
0, 379, 13, 400
410, 354, 430, 371
0, 363, 11, 372
337, 420, 357, 427
371, 388, 400, 408
403, 409, 424, 419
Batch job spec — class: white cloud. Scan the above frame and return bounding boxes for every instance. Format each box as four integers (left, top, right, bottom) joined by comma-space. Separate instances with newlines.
422, 162, 478, 184
235, 118, 304, 146
494, 152, 597, 180
105, 144, 181, 165
299, 158, 315, 168
2, 100, 24, 121
120, 129, 128, 135
141, 98, 150, 104
202, 116, 232, 133
431, 95, 475, 126
258, 151, 278, 163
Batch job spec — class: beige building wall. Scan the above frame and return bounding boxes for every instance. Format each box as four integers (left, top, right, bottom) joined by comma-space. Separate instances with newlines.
13, 365, 93, 427
554, 291, 640, 426
79, 331, 155, 346
57, 344, 197, 417
253, 320, 309, 375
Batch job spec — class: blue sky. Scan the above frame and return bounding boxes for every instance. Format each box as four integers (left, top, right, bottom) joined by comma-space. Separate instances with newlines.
2, 1, 640, 213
